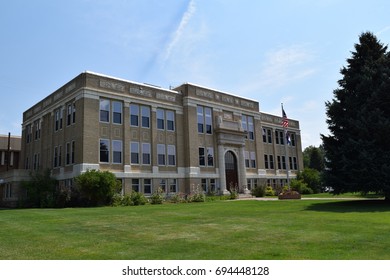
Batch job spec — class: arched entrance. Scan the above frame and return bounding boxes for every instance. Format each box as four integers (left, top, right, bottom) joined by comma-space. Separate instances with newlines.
225, 151, 238, 191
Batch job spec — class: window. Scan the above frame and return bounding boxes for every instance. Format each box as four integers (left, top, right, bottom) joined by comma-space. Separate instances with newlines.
100, 100, 110, 122
166, 110, 175, 131
197, 106, 204, 133
66, 142, 71, 165
205, 107, 212, 134
167, 145, 176, 166
199, 147, 213, 167
112, 101, 122, 124
112, 140, 122, 164
269, 155, 274, 169
250, 151, 256, 168
264, 154, 273, 169
59, 109, 63, 130
198, 105, 213, 134
130, 104, 139, 126
4, 183, 12, 199
277, 156, 281, 169
245, 151, 250, 168
132, 179, 140, 192
141, 106, 150, 128
26, 124, 32, 143
33, 153, 39, 170
289, 133, 296, 146
142, 143, 151, 165
293, 157, 298, 170
242, 115, 254, 140
54, 147, 58, 168
157, 109, 175, 131
71, 141, 75, 164
34, 120, 41, 140
157, 109, 165, 130
262, 128, 272, 143
169, 179, 177, 193
54, 109, 63, 131
207, 147, 214, 166
144, 179, 152, 194
199, 147, 205, 166
100, 139, 110, 163
201, 178, 216, 193
157, 144, 166, 165
282, 156, 286, 169
72, 103, 76, 124
131, 142, 139, 164
275, 130, 284, 145
58, 146, 62, 167
67, 104, 72, 126
159, 179, 167, 193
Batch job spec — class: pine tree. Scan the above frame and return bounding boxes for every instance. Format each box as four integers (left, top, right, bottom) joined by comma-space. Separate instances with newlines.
321, 32, 390, 200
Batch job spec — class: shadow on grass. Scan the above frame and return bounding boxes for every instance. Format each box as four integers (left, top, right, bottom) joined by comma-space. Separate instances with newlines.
305, 199, 390, 213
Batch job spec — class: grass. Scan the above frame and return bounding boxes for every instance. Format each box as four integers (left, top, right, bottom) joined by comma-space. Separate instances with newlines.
1, 199, 390, 260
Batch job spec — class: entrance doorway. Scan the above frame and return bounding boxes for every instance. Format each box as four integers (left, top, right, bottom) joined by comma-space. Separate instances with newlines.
225, 151, 238, 191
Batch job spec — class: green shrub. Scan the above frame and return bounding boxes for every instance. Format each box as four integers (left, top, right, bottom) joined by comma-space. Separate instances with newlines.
290, 179, 314, 194
169, 193, 185, 203
75, 169, 121, 207
187, 184, 205, 202
265, 186, 275, 196
251, 185, 265, 197
150, 187, 165, 204
111, 193, 123, 207
21, 169, 58, 208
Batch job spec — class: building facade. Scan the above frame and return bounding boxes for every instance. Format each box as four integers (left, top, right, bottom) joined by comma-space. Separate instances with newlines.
19, 71, 303, 197
0, 134, 29, 207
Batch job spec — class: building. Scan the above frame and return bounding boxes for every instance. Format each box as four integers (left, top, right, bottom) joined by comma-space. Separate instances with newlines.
0, 134, 29, 207
16, 71, 302, 199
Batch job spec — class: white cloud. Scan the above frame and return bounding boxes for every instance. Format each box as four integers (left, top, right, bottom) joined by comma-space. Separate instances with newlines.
241, 45, 317, 94
161, 0, 196, 64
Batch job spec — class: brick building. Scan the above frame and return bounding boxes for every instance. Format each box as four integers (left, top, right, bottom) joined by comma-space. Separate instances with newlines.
15, 71, 303, 199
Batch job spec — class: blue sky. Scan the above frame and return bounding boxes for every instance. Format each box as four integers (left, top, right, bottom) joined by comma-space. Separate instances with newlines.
1, 0, 390, 148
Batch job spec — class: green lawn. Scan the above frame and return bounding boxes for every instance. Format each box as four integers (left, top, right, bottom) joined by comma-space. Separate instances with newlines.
1, 199, 389, 260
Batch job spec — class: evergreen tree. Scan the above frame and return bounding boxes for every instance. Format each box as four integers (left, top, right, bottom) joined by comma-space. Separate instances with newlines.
321, 32, 390, 200
303, 145, 325, 171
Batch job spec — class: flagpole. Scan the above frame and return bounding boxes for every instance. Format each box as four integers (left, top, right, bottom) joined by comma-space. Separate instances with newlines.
281, 103, 290, 191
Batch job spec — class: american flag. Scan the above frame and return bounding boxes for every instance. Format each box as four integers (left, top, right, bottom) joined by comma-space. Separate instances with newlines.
282, 107, 289, 128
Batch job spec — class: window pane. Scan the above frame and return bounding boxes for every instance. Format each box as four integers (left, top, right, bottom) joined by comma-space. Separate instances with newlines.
141, 106, 150, 128
251, 151, 256, 168
131, 142, 139, 164
142, 143, 151, 165
157, 109, 165, 129
160, 179, 166, 192
100, 139, 109, 163
158, 144, 165, 165
100, 100, 110, 122
169, 179, 177, 192
242, 115, 247, 131
197, 106, 204, 133
113, 101, 122, 124
207, 147, 214, 166
144, 179, 152, 194
132, 179, 140, 192
205, 107, 212, 134
168, 145, 176, 166
199, 147, 205, 166
166, 110, 175, 131
113, 140, 122, 163
130, 104, 139, 126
